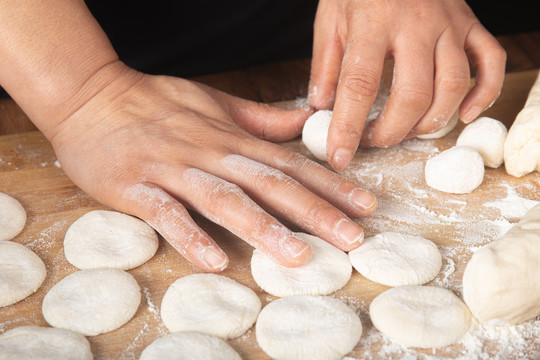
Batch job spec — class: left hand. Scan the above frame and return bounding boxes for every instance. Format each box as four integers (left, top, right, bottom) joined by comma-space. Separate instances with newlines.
309, 0, 506, 171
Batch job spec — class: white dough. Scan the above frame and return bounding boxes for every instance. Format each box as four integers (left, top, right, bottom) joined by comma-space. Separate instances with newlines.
425, 146, 485, 193
417, 111, 459, 140
349, 232, 441, 287
0, 241, 46, 307
42, 268, 141, 336
250, 232, 351, 297
369, 286, 471, 348
463, 203, 540, 325
140, 332, 241, 360
0, 193, 26, 241
456, 116, 507, 168
504, 71, 540, 177
160, 273, 261, 339
64, 210, 159, 270
0, 326, 92, 360
302, 110, 332, 161
256, 295, 362, 360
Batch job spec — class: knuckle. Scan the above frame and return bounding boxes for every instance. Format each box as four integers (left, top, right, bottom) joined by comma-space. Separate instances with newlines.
439, 71, 470, 95
340, 68, 380, 99
395, 87, 432, 113
333, 120, 363, 140
305, 200, 334, 223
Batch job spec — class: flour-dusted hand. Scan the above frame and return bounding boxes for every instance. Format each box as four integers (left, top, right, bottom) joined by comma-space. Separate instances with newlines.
0, 1, 377, 273
309, 0, 506, 171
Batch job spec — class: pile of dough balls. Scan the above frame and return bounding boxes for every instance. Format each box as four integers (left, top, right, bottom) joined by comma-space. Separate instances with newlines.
425, 117, 508, 194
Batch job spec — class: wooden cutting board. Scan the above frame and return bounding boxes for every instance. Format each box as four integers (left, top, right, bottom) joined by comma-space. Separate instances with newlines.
1, 69, 539, 359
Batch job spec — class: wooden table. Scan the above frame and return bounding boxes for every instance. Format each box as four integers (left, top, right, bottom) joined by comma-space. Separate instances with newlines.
1, 31, 539, 359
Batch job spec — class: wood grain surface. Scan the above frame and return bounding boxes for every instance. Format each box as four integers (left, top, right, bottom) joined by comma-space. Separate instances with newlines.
1, 69, 539, 359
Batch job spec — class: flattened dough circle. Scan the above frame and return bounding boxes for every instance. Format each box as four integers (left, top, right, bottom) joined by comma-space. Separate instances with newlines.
64, 210, 159, 270
250, 232, 351, 297
0, 193, 26, 241
160, 273, 261, 339
0, 241, 46, 307
42, 268, 141, 336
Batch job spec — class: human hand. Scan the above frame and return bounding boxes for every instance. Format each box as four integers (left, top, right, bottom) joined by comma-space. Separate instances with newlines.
309, 0, 506, 171
49, 63, 377, 272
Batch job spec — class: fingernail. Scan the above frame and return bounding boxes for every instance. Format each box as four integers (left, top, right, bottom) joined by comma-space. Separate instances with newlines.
349, 188, 377, 211
202, 247, 228, 271
280, 236, 311, 258
461, 105, 483, 123
333, 148, 354, 171
335, 219, 364, 246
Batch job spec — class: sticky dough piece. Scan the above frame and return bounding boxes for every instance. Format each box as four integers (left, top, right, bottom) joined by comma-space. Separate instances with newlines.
64, 210, 159, 270
370, 286, 471, 348
457, 116, 507, 168
0, 326, 93, 360
160, 273, 261, 339
42, 268, 141, 336
0, 193, 26, 241
250, 232, 351, 297
0, 241, 46, 307
256, 295, 362, 360
349, 232, 441, 287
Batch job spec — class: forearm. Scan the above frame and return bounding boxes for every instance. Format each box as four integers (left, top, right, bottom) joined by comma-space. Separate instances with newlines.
0, 0, 121, 139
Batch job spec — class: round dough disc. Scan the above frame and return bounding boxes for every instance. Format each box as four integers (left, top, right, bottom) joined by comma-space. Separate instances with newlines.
64, 210, 159, 270
0, 193, 26, 241
0, 241, 46, 307
160, 273, 261, 339
140, 332, 241, 360
369, 286, 472, 348
348, 232, 442, 287
42, 268, 141, 336
0, 326, 92, 360
256, 295, 362, 360
250, 232, 352, 297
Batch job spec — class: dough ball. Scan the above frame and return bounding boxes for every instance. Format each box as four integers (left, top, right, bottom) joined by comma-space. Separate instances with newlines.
160, 273, 261, 339
256, 295, 362, 360
456, 116, 507, 168
416, 111, 459, 139
463, 203, 540, 325
250, 232, 351, 297
302, 110, 332, 161
0, 193, 26, 241
369, 286, 471, 348
0, 241, 46, 307
42, 268, 141, 336
0, 326, 92, 360
140, 332, 241, 360
425, 146, 484, 194
64, 210, 159, 270
349, 232, 441, 287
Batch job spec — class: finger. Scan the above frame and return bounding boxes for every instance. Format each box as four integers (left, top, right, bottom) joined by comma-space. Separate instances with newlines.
411, 30, 470, 136
328, 36, 387, 170
460, 23, 506, 123
308, 3, 343, 110
162, 167, 312, 267
121, 182, 229, 273
216, 154, 365, 252
362, 40, 434, 147
245, 142, 377, 218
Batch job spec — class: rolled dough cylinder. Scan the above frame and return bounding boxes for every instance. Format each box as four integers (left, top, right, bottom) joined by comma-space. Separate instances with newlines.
463, 203, 540, 325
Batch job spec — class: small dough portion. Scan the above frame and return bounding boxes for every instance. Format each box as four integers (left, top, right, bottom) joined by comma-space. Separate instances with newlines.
302, 110, 332, 161
160, 273, 261, 339
251, 232, 352, 297
256, 295, 362, 360
425, 146, 484, 194
456, 116, 507, 168
349, 232, 441, 287
0, 193, 26, 241
417, 111, 459, 140
0, 326, 92, 360
0, 241, 46, 307
463, 203, 540, 325
140, 332, 241, 360
370, 286, 471, 348
64, 210, 159, 270
42, 268, 141, 336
